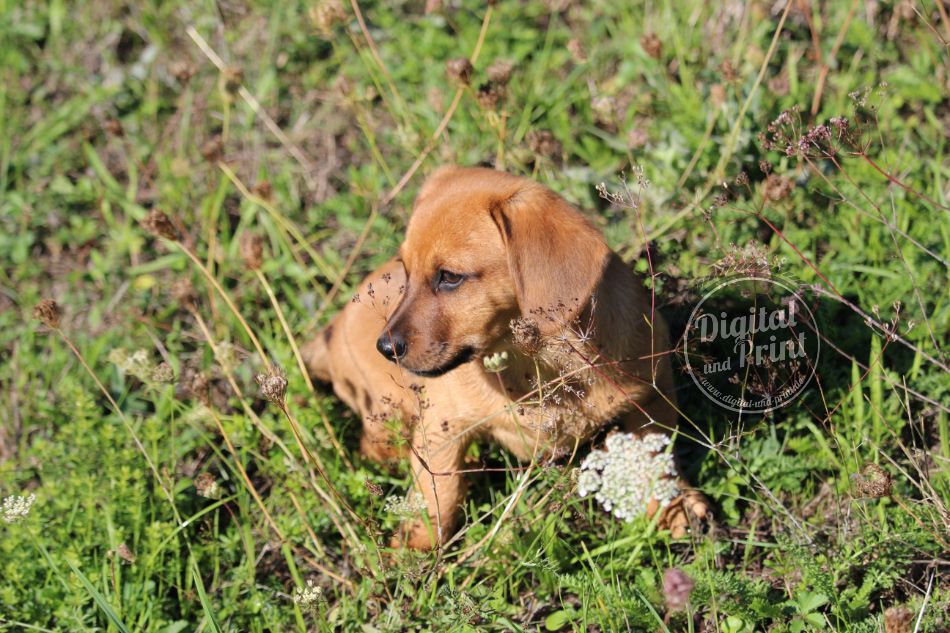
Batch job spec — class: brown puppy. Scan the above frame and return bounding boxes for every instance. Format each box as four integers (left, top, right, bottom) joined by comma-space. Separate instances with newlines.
303, 166, 708, 549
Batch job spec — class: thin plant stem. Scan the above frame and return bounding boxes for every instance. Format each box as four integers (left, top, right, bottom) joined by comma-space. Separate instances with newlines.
54, 329, 183, 527
253, 268, 352, 471
174, 240, 271, 371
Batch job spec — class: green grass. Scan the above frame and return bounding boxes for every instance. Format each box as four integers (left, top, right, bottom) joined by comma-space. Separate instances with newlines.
2, 0, 948, 631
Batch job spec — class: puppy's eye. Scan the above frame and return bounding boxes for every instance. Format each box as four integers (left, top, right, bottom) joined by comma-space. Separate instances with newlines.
437, 269, 465, 291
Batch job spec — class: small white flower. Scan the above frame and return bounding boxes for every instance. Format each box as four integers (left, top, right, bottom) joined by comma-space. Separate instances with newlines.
577, 433, 679, 522
108, 348, 154, 382
482, 351, 509, 373
2, 494, 36, 523
293, 578, 323, 607
383, 492, 427, 520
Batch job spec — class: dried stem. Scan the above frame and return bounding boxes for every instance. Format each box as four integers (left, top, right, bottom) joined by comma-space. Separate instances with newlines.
253, 268, 352, 470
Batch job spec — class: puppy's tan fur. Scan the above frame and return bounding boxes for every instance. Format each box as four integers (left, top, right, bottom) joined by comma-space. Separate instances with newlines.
304, 166, 707, 549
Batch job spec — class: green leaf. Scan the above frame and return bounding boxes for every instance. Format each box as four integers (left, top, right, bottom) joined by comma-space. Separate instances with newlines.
192, 562, 224, 633
544, 609, 572, 631
65, 558, 132, 633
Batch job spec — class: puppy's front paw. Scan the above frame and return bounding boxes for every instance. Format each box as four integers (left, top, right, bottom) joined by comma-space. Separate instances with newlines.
649, 487, 710, 538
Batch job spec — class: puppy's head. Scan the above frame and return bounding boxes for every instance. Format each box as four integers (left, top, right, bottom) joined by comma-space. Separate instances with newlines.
377, 166, 610, 377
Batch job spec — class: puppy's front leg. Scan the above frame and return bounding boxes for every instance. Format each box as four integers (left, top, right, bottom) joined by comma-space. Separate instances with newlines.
396, 424, 468, 550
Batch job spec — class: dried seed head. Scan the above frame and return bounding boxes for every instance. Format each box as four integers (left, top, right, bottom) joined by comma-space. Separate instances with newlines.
221, 66, 244, 96
640, 32, 663, 59
662, 568, 694, 611
170, 60, 196, 85
141, 208, 179, 241
424, 0, 443, 15
33, 299, 62, 329
883, 606, 913, 633
566, 38, 587, 63
511, 317, 543, 355
151, 362, 175, 383
486, 59, 514, 85
446, 58, 474, 85
364, 479, 384, 497
201, 135, 224, 163
240, 233, 265, 270
476, 82, 504, 109
194, 472, 221, 499
710, 83, 726, 109
251, 180, 273, 201
115, 542, 136, 563
526, 129, 562, 160
310, 0, 346, 36
256, 368, 288, 405
852, 463, 893, 498
763, 174, 794, 202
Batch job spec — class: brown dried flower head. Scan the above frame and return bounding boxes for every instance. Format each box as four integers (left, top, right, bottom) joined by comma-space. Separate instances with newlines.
486, 59, 514, 85
194, 472, 221, 499
33, 299, 62, 329
251, 180, 273, 201
141, 208, 179, 241
240, 233, 265, 270
446, 58, 474, 85
476, 82, 505, 110
201, 135, 224, 164
662, 568, 694, 611
115, 542, 136, 563
221, 66, 244, 97
764, 174, 794, 202
364, 479, 384, 497
852, 462, 893, 498
170, 60, 196, 85
511, 317, 543, 355
526, 129, 562, 160
640, 32, 663, 59
256, 368, 288, 405
883, 606, 913, 633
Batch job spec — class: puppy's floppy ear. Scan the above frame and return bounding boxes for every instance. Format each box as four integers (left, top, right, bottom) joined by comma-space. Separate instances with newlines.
490, 184, 610, 335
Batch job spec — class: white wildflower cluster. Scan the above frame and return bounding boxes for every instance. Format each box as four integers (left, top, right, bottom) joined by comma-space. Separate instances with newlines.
482, 351, 509, 373
293, 578, 323, 609
577, 433, 678, 522
2, 494, 36, 524
108, 348, 153, 382
383, 492, 427, 520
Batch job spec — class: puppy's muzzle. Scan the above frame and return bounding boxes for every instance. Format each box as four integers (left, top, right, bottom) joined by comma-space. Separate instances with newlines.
376, 330, 408, 362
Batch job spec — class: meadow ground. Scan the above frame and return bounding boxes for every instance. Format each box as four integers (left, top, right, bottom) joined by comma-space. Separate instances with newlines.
1, 1, 948, 631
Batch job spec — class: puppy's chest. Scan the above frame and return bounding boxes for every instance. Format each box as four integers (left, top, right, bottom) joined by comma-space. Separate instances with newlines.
491, 362, 611, 439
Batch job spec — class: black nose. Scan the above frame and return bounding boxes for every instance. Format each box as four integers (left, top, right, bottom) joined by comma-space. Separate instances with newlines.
376, 330, 407, 362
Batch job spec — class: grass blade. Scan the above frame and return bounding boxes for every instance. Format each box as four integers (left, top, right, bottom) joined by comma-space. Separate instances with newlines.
192, 562, 224, 633
65, 558, 132, 633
